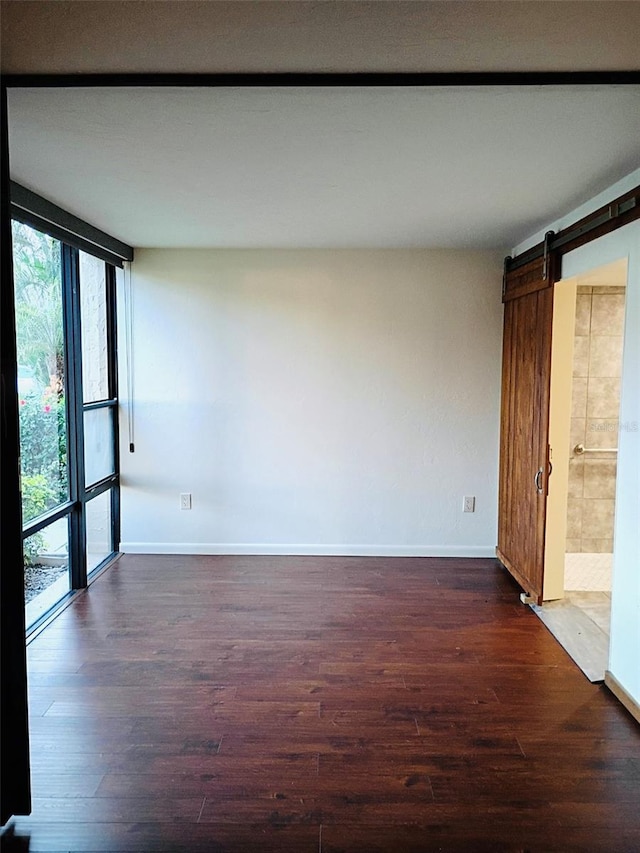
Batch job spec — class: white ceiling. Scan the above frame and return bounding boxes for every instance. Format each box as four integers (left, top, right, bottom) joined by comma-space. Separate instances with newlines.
7, 85, 640, 249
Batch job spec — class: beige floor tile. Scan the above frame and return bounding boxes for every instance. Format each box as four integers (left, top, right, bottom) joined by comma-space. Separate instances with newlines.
588, 335, 624, 378
572, 335, 590, 378
564, 552, 612, 591
574, 293, 592, 336
570, 418, 586, 449
585, 419, 619, 448
582, 458, 617, 499
582, 498, 615, 539
567, 458, 584, 498
581, 538, 613, 554
566, 500, 583, 539
570, 377, 588, 418
590, 292, 625, 335
586, 377, 621, 419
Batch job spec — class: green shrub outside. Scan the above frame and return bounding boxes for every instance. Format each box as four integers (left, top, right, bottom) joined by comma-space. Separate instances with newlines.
19, 392, 67, 565
12, 220, 67, 567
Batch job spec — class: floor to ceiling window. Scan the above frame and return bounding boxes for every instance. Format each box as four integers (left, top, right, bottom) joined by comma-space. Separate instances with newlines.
12, 220, 120, 631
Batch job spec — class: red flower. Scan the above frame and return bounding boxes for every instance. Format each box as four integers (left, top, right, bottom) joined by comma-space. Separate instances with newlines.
43, 405, 51, 413
20, 399, 26, 406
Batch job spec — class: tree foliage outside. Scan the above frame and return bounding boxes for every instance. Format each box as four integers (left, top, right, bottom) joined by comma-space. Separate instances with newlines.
12, 221, 68, 564
13, 221, 64, 388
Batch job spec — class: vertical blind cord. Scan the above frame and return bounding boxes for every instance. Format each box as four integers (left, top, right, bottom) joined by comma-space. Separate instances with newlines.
123, 261, 135, 452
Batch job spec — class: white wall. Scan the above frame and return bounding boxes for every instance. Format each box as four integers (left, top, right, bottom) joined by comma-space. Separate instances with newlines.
119, 249, 503, 556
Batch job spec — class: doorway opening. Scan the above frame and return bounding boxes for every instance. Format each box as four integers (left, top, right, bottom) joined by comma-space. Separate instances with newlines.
565, 260, 627, 595
536, 257, 628, 681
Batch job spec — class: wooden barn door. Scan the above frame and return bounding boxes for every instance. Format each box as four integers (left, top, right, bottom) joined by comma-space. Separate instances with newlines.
497, 254, 555, 604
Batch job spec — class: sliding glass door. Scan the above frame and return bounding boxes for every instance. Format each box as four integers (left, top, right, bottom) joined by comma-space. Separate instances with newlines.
78, 250, 119, 577
14, 222, 71, 626
12, 221, 119, 630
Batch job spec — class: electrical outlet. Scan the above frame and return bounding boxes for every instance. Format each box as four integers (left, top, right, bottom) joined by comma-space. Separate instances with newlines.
180, 493, 192, 510
463, 496, 475, 513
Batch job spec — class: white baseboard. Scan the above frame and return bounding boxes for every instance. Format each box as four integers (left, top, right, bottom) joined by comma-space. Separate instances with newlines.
120, 542, 496, 558
605, 671, 640, 725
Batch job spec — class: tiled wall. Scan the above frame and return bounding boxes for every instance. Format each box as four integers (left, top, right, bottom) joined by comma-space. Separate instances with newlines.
567, 286, 625, 553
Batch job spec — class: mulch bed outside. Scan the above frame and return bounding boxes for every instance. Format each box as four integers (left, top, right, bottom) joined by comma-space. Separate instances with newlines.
24, 563, 68, 603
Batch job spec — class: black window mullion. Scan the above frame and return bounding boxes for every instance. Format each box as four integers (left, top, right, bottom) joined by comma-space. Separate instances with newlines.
106, 264, 118, 400
111, 483, 121, 554
83, 398, 117, 411
21, 502, 74, 539
85, 474, 119, 500
106, 263, 120, 554
62, 245, 87, 589
81, 262, 120, 572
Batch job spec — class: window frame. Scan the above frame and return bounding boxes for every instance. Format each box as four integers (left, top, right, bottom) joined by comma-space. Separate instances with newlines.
15, 225, 121, 631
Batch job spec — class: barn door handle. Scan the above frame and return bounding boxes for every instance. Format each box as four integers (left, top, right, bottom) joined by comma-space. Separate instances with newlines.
535, 468, 544, 494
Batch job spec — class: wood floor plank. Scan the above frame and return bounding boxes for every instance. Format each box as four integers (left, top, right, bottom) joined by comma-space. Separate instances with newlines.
2, 821, 319, 852
3, 554, 639, 852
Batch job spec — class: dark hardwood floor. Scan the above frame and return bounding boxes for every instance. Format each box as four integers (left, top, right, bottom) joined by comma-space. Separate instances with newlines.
3, 555, 639, 852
